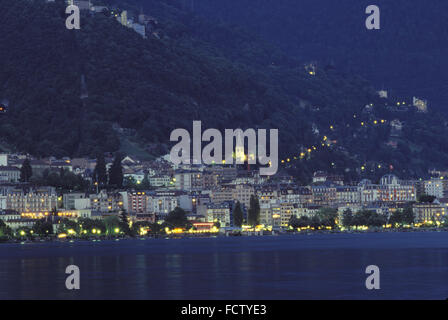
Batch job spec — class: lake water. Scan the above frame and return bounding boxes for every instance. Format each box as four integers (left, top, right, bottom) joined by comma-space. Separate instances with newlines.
0, 232, 447, 300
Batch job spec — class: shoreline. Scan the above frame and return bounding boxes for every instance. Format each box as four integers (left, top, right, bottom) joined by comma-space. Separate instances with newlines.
2, 227, 448, 244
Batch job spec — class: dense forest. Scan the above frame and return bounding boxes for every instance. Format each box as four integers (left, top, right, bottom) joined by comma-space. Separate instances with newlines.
177, 0, 448, 114
0, 0, 448, 182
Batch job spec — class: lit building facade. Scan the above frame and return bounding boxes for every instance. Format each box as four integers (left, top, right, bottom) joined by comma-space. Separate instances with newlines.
147, 191, 180, 215
89, 190, 123, 213
128, 191, 148, 214
413, 203, 445, 222
206, 202, 232, 227
6, 187, 58, 213
424, 178, 446, 199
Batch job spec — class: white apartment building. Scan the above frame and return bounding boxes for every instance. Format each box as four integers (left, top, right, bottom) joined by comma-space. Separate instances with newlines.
424, 178, 445, 199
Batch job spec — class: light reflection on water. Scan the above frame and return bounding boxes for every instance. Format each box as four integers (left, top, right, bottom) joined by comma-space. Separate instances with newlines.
0, 232, 448, 299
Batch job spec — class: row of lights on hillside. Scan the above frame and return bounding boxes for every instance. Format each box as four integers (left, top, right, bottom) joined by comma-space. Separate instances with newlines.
280, 117, 389, 166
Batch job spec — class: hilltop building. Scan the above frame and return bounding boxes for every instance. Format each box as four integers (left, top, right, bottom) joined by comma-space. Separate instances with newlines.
377, 90, 388, 98
67, 0, 91, 10
413, 97, 428, 113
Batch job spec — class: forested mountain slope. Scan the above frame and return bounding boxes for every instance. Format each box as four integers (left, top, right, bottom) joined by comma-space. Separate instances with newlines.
0, 0, 447, 181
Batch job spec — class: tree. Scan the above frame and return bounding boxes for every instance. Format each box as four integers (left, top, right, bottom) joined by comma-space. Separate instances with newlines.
0, 220, 12, 239
78, 217, 106, 235
93, 153, 107, 185
233, 201, 244, 227
59, 167, 65, 179
16, 227, 32, 238
118, 209, 131, 235
131, 221, 153, 236
20, 158, 33, 182
368, 212, 387, 227
389, 210, 401, 226
402, 206, 415, 224
248, 195, 260, 226
33, 219, 54, 236
288, 215, 300, 229
108, 153, 123, 188
418, 194, 436, 203
390, 206, 415, 226
57, 218, 80, 234
148, 222, 163, 235
140, 173, 151, 189
297, 216, 312, 228
165, 207, 190, 228
342, 209, 353, 227
124, 176, 137, 187
104, 216, 121, 235
352, 210, 387, 227
316, 208, 338, 228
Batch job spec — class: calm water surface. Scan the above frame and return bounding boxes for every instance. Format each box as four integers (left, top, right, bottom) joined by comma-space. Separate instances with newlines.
1, 232, 447, 299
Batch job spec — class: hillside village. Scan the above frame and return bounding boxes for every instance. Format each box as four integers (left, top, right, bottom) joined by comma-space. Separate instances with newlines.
0, 0, 446, 240
1, 148, 448, 239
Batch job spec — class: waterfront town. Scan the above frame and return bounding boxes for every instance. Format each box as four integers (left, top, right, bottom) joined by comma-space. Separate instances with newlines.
0, 0, 443, 241
0, 150, 447, 241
